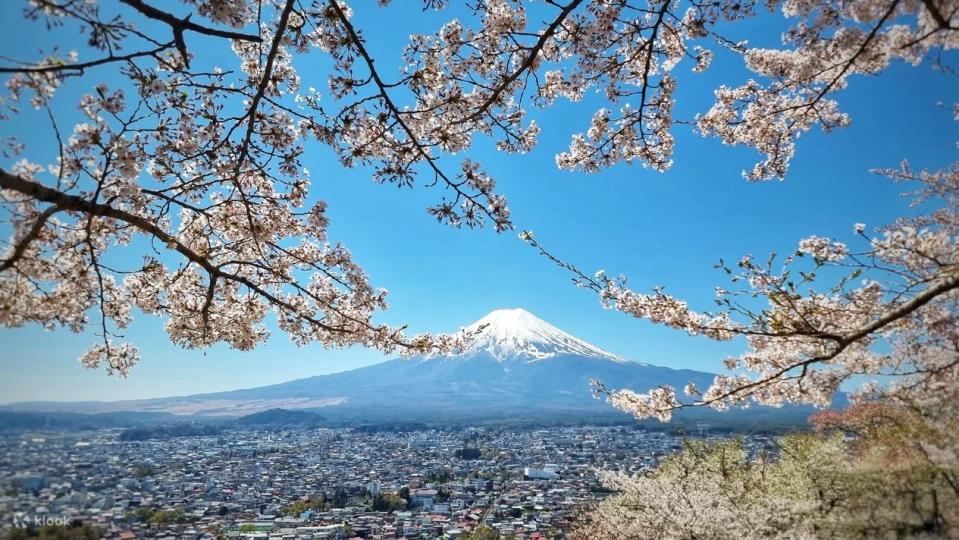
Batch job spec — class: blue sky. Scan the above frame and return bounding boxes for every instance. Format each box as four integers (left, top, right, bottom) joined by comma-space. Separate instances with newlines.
1, 2, 956, 403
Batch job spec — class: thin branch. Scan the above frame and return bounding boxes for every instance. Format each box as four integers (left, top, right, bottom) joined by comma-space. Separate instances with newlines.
328, 0, 508, 229
118, 0, 263, 43
0, 43, 173, 75
0, 206, 61, 272
464, 0, 585, 123
0, 169, 339, 337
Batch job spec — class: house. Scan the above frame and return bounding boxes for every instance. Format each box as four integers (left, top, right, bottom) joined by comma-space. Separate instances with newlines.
409, 489, 437, 508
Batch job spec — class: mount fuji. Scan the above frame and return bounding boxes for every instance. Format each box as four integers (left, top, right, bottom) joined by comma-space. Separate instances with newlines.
458, 308, 627, 362
4, 309, 818, 427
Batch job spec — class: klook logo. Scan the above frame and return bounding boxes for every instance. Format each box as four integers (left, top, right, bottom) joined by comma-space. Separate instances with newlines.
9, 513, 71, 528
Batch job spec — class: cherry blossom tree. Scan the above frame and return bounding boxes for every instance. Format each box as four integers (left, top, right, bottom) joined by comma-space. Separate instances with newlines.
572, 429, 959, 538
570, 436, 843, 539
525, 161, 958, 420
0, 0, 495, 374
1, 0, 955, 380
516, 0, 959, 419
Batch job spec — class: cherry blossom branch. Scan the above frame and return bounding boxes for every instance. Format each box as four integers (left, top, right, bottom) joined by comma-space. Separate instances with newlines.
0, 43, 174, 75
523, 161, 959, 420
328, 0, 511, 231
463, 0, 585, 123
921, 0, 954, 29
0, 169, 428, 351
228, 0, 296, 245
3, 0, 955, 381
117, 0, 263, 43
674, 268, 958, 403
0, 206, 60, 272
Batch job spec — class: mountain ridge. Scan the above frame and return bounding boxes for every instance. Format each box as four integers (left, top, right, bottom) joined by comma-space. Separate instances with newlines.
1, 308, 821, 428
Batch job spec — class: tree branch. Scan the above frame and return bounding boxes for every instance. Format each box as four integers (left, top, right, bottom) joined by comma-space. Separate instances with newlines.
464, 0, 585, 123
0, 206, 61, 272
0, 169, 347, 336
0, 43, 173, 75
118, 0, 263, 43
328, 0, 509, 230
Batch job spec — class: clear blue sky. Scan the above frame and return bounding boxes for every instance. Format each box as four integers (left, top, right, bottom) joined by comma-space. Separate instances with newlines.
1, 3, 956, 403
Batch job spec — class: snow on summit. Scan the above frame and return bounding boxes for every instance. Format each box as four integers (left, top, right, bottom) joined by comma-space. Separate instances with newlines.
460, 308, 625, 362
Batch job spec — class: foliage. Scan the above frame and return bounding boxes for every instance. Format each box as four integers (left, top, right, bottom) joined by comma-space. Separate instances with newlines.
149, 509, 187, 525
461, 526, 498, 540
1, 524, 100, 540
124, 507, 188, 525
455, 447, 482, 460
574, 401, 959, 538
283, 495, 327, 516
427, 467, 454, 483
329, 487, 349, 508
132, 464, 154, 477
370, 493, 408, 512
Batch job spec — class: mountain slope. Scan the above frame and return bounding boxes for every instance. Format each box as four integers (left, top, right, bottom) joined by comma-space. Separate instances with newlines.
165, 308, 715, 416
460, 308, 625, 362
4, 308, 817, 427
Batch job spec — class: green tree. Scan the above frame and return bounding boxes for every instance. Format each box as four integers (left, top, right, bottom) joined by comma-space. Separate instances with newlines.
147, 509, 186, 525
132, 465, 154, 477
123, 508, 155, 523
330, 487, 348, 508
1, 524, 101, 540
283, 494, 327, 516
461, 526, 498, 540
455, 448, 482, 460
371, 493, 407, 512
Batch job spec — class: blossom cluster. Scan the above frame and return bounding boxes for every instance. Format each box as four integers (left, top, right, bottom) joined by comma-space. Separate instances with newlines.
529, 162, 958, 420
0, 0, 478, 374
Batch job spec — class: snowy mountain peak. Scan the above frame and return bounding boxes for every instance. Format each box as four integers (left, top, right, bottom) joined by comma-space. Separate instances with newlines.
459, 308, 625, 362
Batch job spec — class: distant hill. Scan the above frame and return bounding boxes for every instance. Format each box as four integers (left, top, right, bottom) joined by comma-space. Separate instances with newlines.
0, 410, 183, 431
235, 408, 326, 427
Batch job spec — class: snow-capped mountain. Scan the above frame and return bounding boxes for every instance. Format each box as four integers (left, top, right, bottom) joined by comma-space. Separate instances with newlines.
3, 308, 827, 428
7, 308, 721, 420
459, 308, 625, 362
